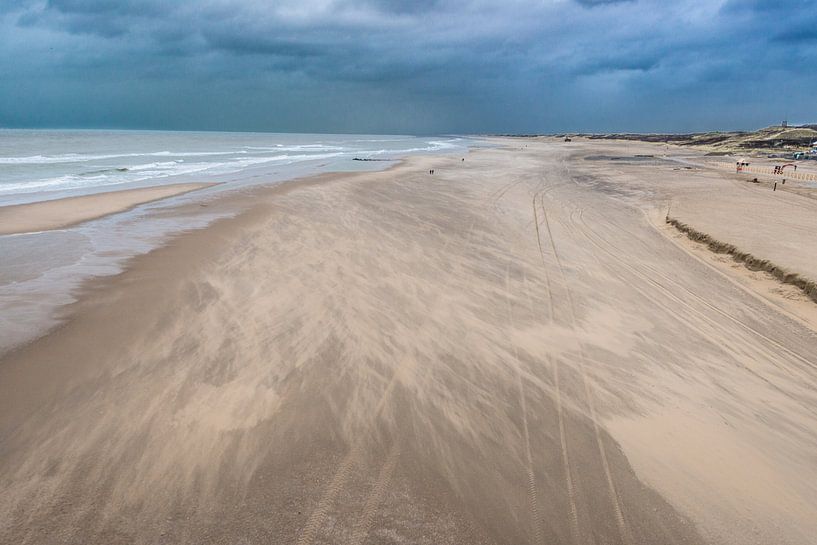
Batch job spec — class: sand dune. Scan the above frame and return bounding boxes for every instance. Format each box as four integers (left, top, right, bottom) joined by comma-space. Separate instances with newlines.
1, 142, 816, 544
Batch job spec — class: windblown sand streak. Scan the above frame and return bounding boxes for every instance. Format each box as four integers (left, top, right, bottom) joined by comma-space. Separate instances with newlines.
505, 267, 545, 545
537, 188, 633, 545
296, 360, 405, 545
571, 203, 816, 384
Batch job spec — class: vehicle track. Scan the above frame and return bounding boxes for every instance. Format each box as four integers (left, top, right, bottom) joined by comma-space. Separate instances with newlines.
348, 440, 401, 545
657, 206, 817, 340
557, 159, 817, 386
569, 209, 805, 406
296, 443, 362, 545
551, 349, 581, 545
528, 179, 582, 545
562, 158, 816, 367
295, 360, 404, 545
505, 267, 545, 545
535, 182, 633, 545
642, 214, 817, 373
570, 201, 817, 392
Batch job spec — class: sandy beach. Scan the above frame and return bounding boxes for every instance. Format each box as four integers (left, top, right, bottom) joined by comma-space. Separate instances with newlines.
1, 140, 816, 545
0, 182, 217, 236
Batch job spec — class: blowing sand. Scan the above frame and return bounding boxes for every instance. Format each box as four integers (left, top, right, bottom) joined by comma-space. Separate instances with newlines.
1, 141, 816, 545
0, 182, 216, 235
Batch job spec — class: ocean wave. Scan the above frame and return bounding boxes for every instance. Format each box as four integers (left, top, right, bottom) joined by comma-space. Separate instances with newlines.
127, 160, 185, 172
0, 150, 245, 165
0, 139, 461, 166
349, 137, 409, 143
211, 152, 346, 172
0, 174, 114, 193
359, 141, 458, 156
148, 150, 247, 157
0, 136, 468, 198
0, 162, 216, 195
0, 153, 348, 195
0, 154, 104, 165
243, 145, 347, 152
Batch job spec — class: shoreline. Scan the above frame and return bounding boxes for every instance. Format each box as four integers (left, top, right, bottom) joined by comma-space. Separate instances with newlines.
0, 158, 414, 358
0, 166, 356, 421
0, 182, 219, 236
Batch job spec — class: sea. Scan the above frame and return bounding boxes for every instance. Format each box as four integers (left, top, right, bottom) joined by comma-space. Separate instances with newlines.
0, 129, 472, 352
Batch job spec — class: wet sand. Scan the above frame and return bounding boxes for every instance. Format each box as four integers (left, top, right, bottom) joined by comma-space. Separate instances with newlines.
1, 141, 816, 545
0, 182, 216, 235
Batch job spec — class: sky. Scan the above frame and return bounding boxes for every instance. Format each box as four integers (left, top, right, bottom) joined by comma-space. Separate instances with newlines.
0, 0, 815, 134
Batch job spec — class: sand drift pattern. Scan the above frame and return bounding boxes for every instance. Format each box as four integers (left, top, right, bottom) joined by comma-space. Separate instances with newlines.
1, 142, 816, 544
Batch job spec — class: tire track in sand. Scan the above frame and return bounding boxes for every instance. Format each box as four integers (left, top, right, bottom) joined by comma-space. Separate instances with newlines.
348, 441, 401, 545
550, 351, 581, 545
571, 206, 817, 396
296, 444, 362, 545
532, 185, 581, 545
538, 185, 634, 545
295, 361, 404, 545
505, 266, 545, 545
559, 158, 816, 379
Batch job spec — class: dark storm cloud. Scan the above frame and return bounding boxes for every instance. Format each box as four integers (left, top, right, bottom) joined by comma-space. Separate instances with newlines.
358, 0, 446, 14
0, 0, 815, 134
203, 32, 328, 58
574, 0, 633, 7
47, 0, 167, 17
775, 26, 817, 44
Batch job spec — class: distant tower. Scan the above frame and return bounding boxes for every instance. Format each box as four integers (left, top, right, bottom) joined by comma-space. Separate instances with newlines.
782, 119, 788, 128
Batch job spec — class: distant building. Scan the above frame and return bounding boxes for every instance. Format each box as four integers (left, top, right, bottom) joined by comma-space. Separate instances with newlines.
782, 119, 788, 128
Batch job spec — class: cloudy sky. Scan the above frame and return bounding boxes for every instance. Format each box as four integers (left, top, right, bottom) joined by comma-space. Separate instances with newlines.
1, 0, 815, 134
